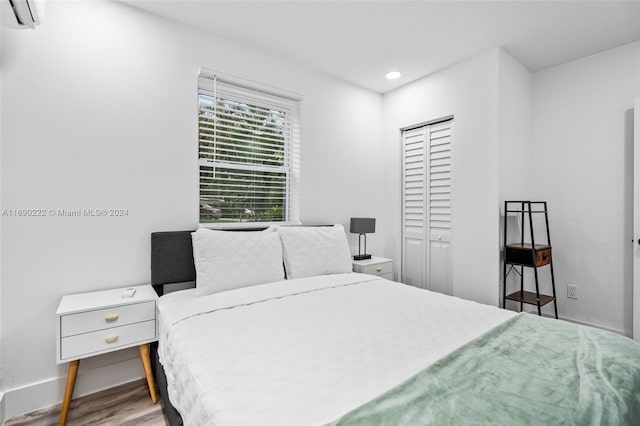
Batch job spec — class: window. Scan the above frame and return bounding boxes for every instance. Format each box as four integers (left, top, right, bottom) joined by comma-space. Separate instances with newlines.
198, 69, 301, 226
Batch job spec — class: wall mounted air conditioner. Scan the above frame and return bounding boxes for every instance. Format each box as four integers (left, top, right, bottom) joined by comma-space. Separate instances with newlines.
9, 0, 40, 29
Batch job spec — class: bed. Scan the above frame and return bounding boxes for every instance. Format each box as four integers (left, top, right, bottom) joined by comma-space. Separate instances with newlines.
150, 226, 640, 426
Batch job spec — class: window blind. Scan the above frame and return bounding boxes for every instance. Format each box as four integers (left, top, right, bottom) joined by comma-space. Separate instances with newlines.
198, 70, 301, 226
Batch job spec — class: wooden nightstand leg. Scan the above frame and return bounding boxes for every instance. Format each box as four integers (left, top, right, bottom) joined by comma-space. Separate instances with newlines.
59, 359, 80, 426
139, 344, 158, 404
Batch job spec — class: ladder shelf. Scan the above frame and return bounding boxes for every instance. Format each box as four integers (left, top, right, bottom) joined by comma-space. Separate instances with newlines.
502, 201, 558, 318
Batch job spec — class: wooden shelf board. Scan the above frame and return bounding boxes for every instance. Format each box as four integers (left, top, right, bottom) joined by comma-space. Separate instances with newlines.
505, 243, 551, 250
505, 290, 555, 306
505, 261, 551, 268
505, 210, 547, 214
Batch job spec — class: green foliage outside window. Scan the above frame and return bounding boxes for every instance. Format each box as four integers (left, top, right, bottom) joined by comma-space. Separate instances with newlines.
199, 95, 289, 223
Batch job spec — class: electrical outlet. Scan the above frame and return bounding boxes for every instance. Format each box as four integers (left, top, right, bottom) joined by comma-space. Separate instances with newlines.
567, 284, 578, 299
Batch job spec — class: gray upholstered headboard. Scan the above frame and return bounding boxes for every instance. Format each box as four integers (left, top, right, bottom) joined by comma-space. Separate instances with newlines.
151, 231, 196, 296
150, 228, 267, 296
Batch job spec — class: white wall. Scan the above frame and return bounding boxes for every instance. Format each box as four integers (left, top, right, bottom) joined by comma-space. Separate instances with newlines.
0, 0, 383, 417
497, 50, 535, 306
531, 41, 640, 335
382, 49, 501, 306
498, 50, 533, 206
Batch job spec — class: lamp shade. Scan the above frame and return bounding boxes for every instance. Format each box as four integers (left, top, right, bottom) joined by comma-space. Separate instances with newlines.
350, 218, 376, 234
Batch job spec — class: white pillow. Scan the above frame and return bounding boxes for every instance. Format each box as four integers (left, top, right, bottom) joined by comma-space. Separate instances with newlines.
192, 227, 285, 296
276, 224, 353, 279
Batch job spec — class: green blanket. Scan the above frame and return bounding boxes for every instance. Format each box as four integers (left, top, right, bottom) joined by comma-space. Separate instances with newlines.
333, 313, 640, 425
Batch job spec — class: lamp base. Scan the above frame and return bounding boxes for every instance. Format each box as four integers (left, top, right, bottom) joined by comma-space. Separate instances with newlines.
353, 254, 372, 261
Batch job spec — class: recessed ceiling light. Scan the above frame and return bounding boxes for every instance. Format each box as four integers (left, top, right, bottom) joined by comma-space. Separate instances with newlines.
385, 71, 402, 80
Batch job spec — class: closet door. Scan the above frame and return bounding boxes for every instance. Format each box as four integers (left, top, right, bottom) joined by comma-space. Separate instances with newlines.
401, 127, 427, 288
426, 121, 452, 295
401, 120, 453, 294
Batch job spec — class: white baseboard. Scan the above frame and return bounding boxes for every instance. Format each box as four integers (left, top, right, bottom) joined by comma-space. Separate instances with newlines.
561, 316, 631, 338
3, 354, 144, 420
529, 310, 632, 338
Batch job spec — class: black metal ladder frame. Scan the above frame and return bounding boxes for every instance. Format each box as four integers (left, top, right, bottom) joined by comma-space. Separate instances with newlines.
502, 200, 558, 318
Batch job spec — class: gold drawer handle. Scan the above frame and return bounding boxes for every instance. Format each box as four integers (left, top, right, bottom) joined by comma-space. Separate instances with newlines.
105, 336, 119, 344
105, 315, 119, 323
376, 267, 383, 272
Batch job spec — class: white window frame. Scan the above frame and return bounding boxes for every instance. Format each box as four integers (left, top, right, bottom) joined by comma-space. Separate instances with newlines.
198, 68, 302, 228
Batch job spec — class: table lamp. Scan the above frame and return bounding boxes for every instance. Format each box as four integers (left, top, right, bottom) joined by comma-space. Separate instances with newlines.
350, 218, 376, 260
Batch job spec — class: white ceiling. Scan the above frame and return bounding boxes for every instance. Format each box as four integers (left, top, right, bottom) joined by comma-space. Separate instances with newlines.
125, 1, 640, 93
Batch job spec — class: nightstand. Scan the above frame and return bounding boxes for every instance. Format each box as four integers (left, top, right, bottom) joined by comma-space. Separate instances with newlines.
352, 256, 393, 280
56, 284, 159, 426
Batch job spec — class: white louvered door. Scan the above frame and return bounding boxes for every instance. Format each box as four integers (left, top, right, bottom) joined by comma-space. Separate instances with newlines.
401, 127, 427, 288
426, 122, 453, 294
402, 120, 453, 294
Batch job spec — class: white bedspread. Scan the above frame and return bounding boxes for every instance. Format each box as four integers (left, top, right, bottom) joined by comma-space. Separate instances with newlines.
158, 273, 516, 426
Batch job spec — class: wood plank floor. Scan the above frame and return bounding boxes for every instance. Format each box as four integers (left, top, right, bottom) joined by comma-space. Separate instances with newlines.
4, 379, 169, 426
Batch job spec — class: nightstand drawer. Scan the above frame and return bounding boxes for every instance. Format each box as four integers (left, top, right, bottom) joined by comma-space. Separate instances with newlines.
61, 301, 156, 337
60, 320, 156, 361
361, 261, 393, 276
